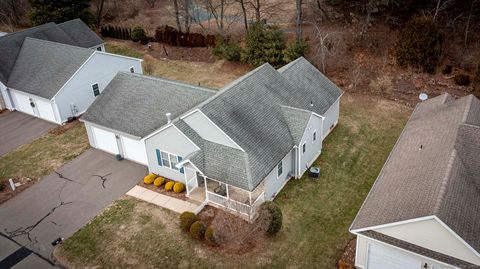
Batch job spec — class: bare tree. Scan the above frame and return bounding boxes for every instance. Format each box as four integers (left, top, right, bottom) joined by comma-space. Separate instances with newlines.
144, 0, 159, 8
463, 0, 478, 50
309, 21, 342, 73
295, 0, 303, 41
207, 0, 226, 37
0, 0, 26, 31
184, 0, 191, 33
432, 0, 454, 22
173, 0, 182, 31
92, 0, 106, 29
236, 0, 248, 31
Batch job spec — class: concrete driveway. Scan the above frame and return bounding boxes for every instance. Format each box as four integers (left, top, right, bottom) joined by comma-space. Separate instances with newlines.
0, 149, 147, 267
0, 111, 56, 156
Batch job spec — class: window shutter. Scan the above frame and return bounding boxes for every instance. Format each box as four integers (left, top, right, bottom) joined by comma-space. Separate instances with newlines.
177, 156, 184, 174
156, 149, 162, 166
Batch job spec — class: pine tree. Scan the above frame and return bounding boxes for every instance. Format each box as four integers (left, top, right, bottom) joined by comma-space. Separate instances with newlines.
28, 0, 93, 25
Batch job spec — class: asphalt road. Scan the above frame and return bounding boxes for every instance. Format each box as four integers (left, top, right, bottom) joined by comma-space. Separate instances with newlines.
0, 111, 55, 156
0, 149, 147, 268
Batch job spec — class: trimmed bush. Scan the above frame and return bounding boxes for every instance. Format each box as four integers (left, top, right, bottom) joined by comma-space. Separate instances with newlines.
262, 201, 283, 236
285, 39, 309, 63
143, 173, 156, 184
179, 211, 199, 232
165, 181, 175, 191
131, 26, 146, 42
454, 73, 471, 86
189, 220, 206, 240
205, 226, 217, 246
395, 16, 443, 73
154, 177, 165, 187
173, 182, 185, 193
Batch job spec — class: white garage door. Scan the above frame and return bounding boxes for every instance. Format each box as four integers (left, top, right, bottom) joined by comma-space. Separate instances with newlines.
367, 243, 421, 269
121, 136, 148, 165
35, 98, 56, 122
11, 90, 35, 116
91, 126, 119, 155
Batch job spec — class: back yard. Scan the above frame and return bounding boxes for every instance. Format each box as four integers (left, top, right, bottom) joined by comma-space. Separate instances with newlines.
55, 93, 411, 269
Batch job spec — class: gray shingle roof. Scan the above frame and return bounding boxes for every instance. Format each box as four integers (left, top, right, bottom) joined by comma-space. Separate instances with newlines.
278, 57, 343, 115
82, 72, 216, 138
281, 106, 312, 144
350, 93, 480, 254
7, 38, 94, 99
361, 231, 480, 269
0, 19, 103, 84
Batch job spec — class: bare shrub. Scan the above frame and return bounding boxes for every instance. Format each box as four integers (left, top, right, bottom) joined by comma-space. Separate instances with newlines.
142, 54, 156, 75
369, 75, 394, 96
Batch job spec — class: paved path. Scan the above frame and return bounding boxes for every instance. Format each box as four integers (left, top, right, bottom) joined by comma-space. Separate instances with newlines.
0, 111, 55, 156
0, 149, 147, 268
127, 185, 202, 213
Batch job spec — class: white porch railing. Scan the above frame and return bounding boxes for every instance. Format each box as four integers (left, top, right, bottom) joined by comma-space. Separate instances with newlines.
206, 191, 266, 219
186, 175, 197, 195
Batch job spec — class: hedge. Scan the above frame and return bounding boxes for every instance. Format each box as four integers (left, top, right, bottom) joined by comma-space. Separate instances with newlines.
189, 220, 206, 240
180, 211, 199, 232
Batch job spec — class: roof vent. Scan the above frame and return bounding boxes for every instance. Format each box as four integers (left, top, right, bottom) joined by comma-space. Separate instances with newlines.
419, 145, 423, 151
166, 112, 172, 123
310, 101, 314, 107
419, 93, 428, 102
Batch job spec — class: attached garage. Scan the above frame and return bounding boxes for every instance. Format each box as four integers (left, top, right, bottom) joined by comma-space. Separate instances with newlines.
367, 243, 421, 269
10, 89, 57, 123
87, 124, 148, 165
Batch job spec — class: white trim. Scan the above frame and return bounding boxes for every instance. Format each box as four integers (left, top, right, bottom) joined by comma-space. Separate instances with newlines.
350, 215, 435, 233
51, 52, 95, 100
81, 119, 142, 140
180, 109, 245, 152
433, 216, 480, 258
359, 234, 460, 269
171, 124, 201, 151
142, 123, 173, 140
96, 50, 144, 61
156, 149, 183, 173
177, 159, 204, 175
8, 87, 54, 103
355, 236, 363, 268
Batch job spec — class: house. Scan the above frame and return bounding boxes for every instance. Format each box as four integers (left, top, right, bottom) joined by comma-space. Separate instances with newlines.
350, 93, 480, 269
0, 19, 142, 124
81, 57, 342, 218
0, 19, 105, 110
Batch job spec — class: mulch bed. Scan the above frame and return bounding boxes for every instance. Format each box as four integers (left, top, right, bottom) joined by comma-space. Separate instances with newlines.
0, 177, 35, 204
337, 238, 357, 269
139, 181, 188, 201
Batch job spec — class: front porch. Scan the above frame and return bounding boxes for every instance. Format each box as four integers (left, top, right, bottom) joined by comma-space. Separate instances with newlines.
186, 174, 265, 221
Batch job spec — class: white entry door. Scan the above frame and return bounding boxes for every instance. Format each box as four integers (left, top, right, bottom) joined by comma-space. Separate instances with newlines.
367, 243, 421, 269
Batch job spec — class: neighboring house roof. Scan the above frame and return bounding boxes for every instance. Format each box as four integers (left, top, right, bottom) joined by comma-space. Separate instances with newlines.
350, 93, 480, 254
7, 38, 94, 99
278, 57, 343, 115
0, 19, 103, 84
82, 72, 217, 138
361, 231, 479, 269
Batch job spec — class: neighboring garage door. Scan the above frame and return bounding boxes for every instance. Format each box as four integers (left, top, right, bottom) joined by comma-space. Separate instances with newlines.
91, 126, 119, 155
11, 90, 35, 116
367, 243, 421, 269
121, 136, 148, 165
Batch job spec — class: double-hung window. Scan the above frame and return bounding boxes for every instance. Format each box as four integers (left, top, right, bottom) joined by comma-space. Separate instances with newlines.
130, 66, 135, 73
156, 149, 184, 174
302, 143, 306, 154
277, 161, 283, 177
313, 131, 317, 142
92, 83, 100, 97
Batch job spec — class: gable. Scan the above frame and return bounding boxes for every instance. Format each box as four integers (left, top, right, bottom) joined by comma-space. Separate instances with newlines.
182, 110, 243, 150
145, 125, 199, 158
374, 218, 480, 265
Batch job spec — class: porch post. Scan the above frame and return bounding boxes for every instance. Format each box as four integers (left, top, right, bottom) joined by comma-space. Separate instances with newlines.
226, 184, 230, 199
184, 168, 190, 196
249, 191, 252, 205
204, 175, 208, 202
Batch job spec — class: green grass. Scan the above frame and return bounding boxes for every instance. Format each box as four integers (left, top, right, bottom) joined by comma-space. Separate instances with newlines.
57, 94, 411, 269
0, 122, 89, 181
105, 43, 145, 59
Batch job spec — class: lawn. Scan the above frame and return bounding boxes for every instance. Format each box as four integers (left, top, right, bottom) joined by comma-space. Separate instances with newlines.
55, 93, 411, 269
0, 121, 89, 181
105, 40, 251, 89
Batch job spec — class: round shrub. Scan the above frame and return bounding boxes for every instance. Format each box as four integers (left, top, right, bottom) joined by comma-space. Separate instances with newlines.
154, 177, 165, 187
143, 173, 156, 184
205, 226, 217, 246
165, 181, 175, 191
131, 26, 146, 42
189, 220, 206, 240
454, 73, 471, 86
179, 211, 199, 232
262, 201, 283, 236
173, 182, 185, 193
395, 16, 443, 73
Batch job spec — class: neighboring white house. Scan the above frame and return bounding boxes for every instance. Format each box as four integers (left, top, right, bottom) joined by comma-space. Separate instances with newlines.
350, 93, 480, 269
81, 57, 343, 218
0, 19, 106, 110
0, 37, 142, 124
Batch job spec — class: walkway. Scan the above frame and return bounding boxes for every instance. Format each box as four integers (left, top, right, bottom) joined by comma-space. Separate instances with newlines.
126, 186, 204, 214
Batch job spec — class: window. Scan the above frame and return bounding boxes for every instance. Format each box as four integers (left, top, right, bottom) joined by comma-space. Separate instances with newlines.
277, 161, 283, 177
96, 47, 102, 51
130, 66, 135, 73
92, 83, 100, 97
313, 131, 317, 142
302, 143, 306, 154
156, 149, 184, 174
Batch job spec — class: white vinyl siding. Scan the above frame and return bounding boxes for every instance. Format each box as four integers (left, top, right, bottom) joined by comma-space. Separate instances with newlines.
156, 149, 184, 174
